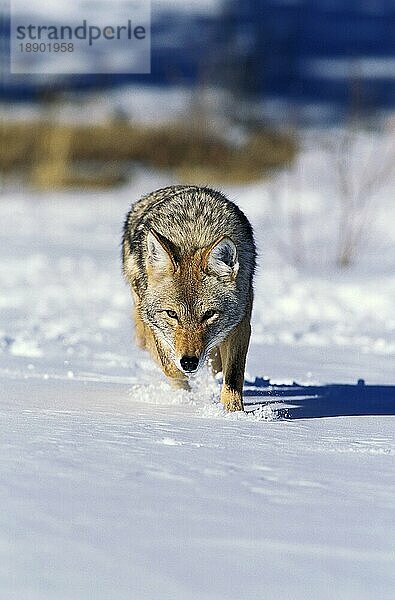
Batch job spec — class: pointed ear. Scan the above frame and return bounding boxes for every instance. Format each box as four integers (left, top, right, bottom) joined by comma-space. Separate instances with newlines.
205, 236, 239, 280
146, 230, 177, 273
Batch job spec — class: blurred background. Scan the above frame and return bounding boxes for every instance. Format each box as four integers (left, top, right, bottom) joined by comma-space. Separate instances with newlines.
2, 0, 395, 262
2, 1, 394, 196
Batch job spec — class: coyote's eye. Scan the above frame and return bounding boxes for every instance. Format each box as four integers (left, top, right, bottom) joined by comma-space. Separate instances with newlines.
202, 309, 217, 321
165, 310, 178, 319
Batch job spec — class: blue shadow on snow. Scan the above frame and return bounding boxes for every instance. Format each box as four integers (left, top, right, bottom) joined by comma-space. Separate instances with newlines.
243, 378, 395, 419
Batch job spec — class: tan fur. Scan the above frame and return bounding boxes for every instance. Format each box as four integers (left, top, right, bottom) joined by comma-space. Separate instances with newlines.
122, 186, 256, 411
133, 305, 189, 388
218, 293, 252, 411
209, 348, 222, 375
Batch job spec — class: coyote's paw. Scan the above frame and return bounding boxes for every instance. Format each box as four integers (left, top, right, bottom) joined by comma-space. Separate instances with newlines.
169, 377, 190, 391
220, 386, 244, 412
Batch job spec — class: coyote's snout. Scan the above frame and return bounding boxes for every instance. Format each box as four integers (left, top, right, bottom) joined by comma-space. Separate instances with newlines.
122, 186, 256, 411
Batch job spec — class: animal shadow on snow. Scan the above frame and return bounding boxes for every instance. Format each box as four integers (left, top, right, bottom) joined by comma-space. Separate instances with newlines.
243, 378, 395, 419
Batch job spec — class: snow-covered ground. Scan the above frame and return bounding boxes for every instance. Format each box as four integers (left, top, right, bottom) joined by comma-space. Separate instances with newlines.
2, 377, 394, 600
1, 136, 395, 598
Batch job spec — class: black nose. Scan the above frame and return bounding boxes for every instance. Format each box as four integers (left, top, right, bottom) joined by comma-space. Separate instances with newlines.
180, 356, 199, 372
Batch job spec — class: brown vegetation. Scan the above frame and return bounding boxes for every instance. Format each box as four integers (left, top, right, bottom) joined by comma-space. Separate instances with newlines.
1, 119, 296, 188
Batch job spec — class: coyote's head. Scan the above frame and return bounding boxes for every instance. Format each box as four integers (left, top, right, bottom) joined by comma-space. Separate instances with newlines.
141, 229, 243, 375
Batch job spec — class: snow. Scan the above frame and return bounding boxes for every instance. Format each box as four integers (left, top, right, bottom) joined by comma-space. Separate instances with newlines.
306, 57, 395, 80
1, 378, 394, 600
1, 134, 395, 598
11, 0, 222, 20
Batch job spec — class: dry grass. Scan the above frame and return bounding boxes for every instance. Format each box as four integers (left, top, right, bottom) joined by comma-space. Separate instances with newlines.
1, 119, 296, 188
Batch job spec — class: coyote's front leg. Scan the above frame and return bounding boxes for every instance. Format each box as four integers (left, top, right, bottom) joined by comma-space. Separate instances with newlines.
219, 309, 251, 412
209, 347, 222, 376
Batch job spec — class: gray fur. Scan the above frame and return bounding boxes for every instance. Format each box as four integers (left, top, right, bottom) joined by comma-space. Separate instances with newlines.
122, 185, 256, 383
123, 185, 255, 287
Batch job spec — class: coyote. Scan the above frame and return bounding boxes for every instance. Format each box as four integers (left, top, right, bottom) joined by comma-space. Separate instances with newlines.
122, 185, 256, 411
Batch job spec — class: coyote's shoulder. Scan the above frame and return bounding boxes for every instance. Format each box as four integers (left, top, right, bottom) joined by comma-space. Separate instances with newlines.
122, 185, 256, 412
